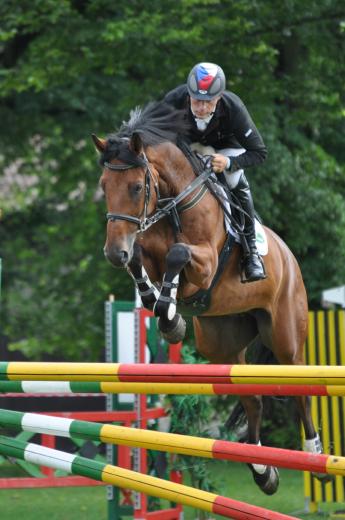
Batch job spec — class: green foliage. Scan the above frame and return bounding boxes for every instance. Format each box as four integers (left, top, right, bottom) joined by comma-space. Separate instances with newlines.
260, 397, 301, 449
0, 0, 344, 357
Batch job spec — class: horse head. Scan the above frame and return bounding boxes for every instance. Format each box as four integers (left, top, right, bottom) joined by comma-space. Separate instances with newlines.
93, 102, 191, 268
93, 132, 158, 268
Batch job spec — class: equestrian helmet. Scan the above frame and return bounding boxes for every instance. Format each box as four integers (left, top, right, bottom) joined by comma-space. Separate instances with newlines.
187, 63, 226, 100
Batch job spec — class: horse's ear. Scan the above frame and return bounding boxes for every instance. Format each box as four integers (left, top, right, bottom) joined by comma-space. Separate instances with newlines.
91, 134, 106, 153
130, 132, 143, 155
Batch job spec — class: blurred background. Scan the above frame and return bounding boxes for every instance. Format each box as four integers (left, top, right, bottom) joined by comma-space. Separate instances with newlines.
0, 0, 344, 361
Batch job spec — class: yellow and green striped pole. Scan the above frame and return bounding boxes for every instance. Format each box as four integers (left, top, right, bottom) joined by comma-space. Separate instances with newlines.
0, 435, 298, 520
1, 380, 345, 396
1, 409, 344, 477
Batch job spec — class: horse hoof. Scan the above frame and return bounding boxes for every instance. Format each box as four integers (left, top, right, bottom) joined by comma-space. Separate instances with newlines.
249, 465, 279, 495
158, 314, 186, 344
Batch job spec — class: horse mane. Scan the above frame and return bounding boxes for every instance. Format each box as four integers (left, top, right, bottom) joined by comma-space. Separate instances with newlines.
100, 101, 190, 168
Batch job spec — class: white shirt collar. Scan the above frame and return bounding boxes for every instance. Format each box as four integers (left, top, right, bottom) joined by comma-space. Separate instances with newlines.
191, 110, 215, 132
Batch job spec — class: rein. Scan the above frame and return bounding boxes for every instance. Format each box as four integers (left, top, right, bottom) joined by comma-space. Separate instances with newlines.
105, 154, 214, 233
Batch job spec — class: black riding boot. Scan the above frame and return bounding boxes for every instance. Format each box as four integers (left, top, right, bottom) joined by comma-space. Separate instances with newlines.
232, 174, 266, 282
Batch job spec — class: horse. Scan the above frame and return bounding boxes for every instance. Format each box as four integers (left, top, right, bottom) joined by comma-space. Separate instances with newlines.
93, 101, 322, 495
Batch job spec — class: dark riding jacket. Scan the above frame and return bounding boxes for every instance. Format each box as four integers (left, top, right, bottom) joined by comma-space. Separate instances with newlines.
164, 84, 267, 172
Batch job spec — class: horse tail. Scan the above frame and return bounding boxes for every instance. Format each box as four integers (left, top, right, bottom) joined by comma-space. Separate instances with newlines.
225, 339, 278, 436
225, 400, 247, 436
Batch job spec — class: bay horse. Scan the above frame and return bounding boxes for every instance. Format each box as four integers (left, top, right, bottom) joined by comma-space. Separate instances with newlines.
93, 101, 322, 495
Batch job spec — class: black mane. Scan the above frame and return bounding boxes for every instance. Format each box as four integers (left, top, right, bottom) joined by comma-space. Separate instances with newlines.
100, 101, 190, 167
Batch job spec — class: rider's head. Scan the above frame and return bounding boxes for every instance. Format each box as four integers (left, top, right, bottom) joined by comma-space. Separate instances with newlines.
187, 62, 226, 119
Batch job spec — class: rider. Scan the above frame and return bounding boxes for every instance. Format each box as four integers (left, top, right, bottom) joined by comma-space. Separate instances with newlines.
164, 62, 267, 282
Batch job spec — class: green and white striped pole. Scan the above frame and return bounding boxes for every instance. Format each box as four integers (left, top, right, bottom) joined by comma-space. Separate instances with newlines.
1, 409, 344, 476
0, 435, 298, 520
1, 380, 345, 396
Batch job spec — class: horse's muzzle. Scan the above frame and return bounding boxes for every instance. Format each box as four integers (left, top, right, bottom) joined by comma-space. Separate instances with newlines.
104, 246, 131, 267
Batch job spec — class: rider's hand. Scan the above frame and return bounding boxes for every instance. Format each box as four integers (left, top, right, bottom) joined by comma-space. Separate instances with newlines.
211, 154, 230, 174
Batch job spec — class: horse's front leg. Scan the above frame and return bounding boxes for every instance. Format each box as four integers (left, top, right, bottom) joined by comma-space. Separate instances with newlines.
154, 242, 216, 343
153, 243, 191, 343
127, 243, 159, 310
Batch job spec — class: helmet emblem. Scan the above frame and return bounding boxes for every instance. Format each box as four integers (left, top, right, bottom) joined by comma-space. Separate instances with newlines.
196, 63, 218, 90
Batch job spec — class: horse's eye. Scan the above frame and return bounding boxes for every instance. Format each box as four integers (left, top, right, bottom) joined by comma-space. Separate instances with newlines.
134, 183, 143, 194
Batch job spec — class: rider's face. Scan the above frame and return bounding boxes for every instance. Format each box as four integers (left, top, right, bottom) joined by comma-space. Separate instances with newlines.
190, 96, 220, 119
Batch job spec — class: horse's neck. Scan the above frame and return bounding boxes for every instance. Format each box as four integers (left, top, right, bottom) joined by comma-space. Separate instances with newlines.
147, 143, 195, 198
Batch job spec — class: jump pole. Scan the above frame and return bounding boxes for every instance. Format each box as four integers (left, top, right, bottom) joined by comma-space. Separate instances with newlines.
0, 435, 299, 520
1, 408, 344, 477
1, 362, 345, 384
2, 380, 345, 396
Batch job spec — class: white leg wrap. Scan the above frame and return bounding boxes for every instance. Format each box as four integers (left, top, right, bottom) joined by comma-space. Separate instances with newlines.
167, 274, 179, 321
142, 267, 160, 299
129, 266, 160, 299
251, 441, 267, 474
303, 433, 322, 454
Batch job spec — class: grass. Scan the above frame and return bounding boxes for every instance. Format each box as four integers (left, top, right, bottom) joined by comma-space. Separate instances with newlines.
0, 459, 343, 519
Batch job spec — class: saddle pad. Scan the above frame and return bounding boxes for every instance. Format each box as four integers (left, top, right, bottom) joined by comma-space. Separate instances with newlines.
254, 219, 268, 256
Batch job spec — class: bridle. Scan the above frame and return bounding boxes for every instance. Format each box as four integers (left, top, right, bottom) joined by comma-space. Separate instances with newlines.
105, 151, 157, 232
104, 151, 213, 234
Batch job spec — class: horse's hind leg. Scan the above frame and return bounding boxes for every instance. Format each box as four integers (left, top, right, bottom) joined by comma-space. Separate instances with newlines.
225, 343, 279, 495
194, 315, 279, 495
256, 304, 322, 451
238, 392, 280, 495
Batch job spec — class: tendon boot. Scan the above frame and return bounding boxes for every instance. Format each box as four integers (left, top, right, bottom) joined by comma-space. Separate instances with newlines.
233, 174, 266, 283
